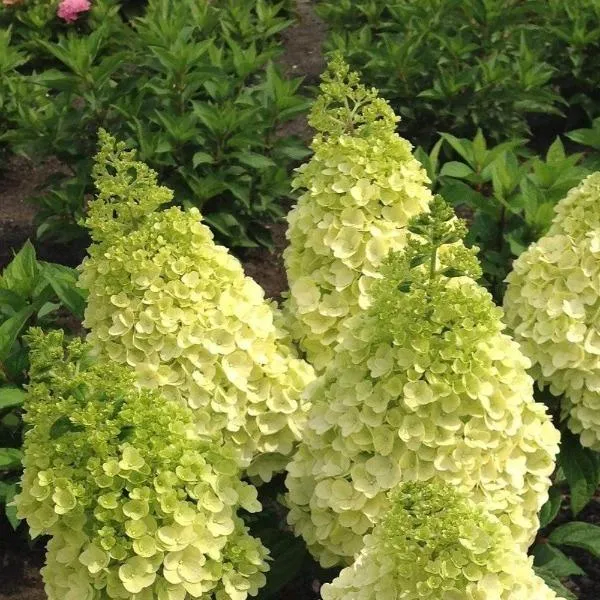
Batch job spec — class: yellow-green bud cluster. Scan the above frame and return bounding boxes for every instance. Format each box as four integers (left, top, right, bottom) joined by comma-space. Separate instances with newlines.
283, 55, 432, 372
285, 202, 559, 567
15, 329, 268, 600
505, 172, 600, 449
321, 481, 563, 600
79, 132, 315, 481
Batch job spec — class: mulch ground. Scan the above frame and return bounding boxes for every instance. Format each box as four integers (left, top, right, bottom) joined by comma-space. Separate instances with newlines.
1, 1, 599, 599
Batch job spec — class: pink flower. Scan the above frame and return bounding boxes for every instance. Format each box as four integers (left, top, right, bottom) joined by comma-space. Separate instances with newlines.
57, 0, 91, 23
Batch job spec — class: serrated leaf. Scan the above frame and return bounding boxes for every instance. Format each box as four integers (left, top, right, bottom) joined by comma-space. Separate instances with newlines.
0, 305, 35, 361
192, 152, 214, 168
232, 151, 276, 169
0, 448, 22, 470
532, 543, 584, 577
0, 289, 25, 312
559, 430, 600, 515
549, 522, 600, 557
439, 161, 474, 179
534, 566, 577, 600
1, 241, 39, 298
49, 416, 84, 440
41, 263, 86, 319
256, 530, 308, 599
0, 386, 25, 411
1, 483, 20, 530
539, 486, 562, 528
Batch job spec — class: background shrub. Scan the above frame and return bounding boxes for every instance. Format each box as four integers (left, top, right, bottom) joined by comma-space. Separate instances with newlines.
317, 0, 600, 149
2, 0, 309, 248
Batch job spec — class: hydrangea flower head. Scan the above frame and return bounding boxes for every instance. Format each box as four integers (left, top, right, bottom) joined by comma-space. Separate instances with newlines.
283, 54, 432, 372
57, 0, 90, 23
285, 198, 559, 566
321, 480, 563, 600
16, 329, 268, 600
79, 131, 315, 482
505, 172, 600, 449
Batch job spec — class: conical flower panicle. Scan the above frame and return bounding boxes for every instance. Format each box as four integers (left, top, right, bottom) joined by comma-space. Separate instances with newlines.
285, 199, 559, 566
505, 172, 600, 449
16, 330, 268, 600
80, 133, 315, 482
321, 481, 563, 600
283, 56, 432, 372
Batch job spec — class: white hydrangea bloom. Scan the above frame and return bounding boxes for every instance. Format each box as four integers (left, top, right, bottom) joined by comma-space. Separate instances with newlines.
283, 57, 432, 372
16, 330, 269, 600
505, 172, 600, 449
286, 200, 559, 567
321, 481, 563, 600
79, 132, 315, 480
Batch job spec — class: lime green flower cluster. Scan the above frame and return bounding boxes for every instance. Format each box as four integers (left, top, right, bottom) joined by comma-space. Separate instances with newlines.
283, 55, 432, 372
285, 198, 559, 567
79, 132, 315, 481
505, 172, 600, 450
15, 329, 268, 600
321, 481, 562, 600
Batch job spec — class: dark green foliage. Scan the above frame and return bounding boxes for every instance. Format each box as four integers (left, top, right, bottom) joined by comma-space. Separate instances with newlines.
2, 0, 309, 248
317, 0, 600, 148
420, 131, 591, 299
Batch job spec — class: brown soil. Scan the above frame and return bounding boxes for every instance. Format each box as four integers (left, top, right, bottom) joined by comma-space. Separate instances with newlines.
0, 156, 62, 269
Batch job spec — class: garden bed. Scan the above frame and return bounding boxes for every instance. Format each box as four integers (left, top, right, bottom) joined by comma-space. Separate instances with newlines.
2, 1, 600, 599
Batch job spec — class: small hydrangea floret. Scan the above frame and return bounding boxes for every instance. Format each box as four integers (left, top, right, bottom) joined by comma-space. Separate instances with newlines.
321, 480, 563, 600
283, 55, 432, 372
16, 329, 268, 600
79, 132, 315, 481
285, 198, 559, 566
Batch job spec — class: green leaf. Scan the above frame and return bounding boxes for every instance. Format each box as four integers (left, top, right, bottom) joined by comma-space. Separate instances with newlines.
232, 151, 277, 169
532, 543, 584, 577
0, 448, 22, 470
539, 486, 562, 528
440, 133, 474, 166
0, 483, 20, 530
49, 416, 85, 440
41, 263, 86, 319
1, 241, 39, 298
0, 289, 25, 312
0, 386, 25, 411
566, 128, 600, 151
559, 430, 600, 515
534, 566, 577, 600
549, 522, 600, 557
256, 530, 308, 599
192, 152, 214, 168
546, 137, 566, 163
0, 305, 36, 361
439, 161, 475, 179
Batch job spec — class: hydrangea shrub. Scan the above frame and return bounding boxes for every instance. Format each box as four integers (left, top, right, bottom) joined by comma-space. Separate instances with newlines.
15, 329, 268, 600
505, 172, 600, 450
285, 198, 559, 567
283, 55, 432, 372
321, 480, 563, 600
79, 132, 315, 481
